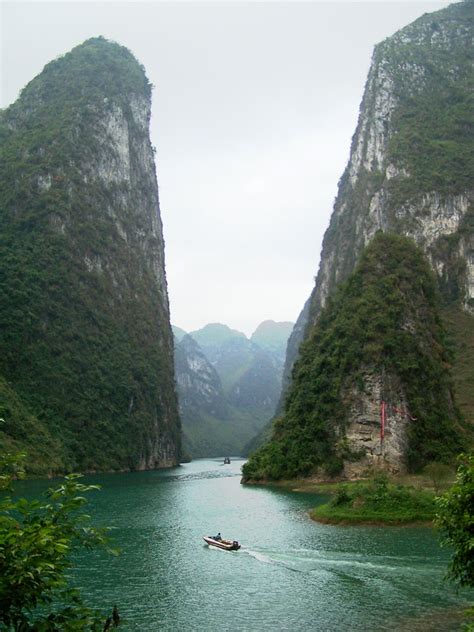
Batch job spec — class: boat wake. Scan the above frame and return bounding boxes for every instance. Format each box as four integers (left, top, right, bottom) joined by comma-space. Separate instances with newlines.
241, 549, 275, 565
240, 547, 306, 572
240, 546, 422, 576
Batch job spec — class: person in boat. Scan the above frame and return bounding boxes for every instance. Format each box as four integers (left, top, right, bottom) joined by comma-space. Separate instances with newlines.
213, 532, 222, 541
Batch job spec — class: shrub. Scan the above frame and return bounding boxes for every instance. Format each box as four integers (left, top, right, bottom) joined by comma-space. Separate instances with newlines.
0, 451, 120, 629
435, 453, 474, 588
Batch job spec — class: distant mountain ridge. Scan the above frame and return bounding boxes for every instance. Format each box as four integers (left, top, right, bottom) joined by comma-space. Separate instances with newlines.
172, 325, 188, 342
251, 320, 294, 363
173, 321, 293, 457
190, 323, 247, 348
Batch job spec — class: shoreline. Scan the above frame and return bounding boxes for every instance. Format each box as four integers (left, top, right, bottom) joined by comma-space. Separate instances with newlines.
243, 475, 441, 527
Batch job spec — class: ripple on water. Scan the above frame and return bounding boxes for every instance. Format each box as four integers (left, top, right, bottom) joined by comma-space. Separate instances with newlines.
21, 459, 473, 631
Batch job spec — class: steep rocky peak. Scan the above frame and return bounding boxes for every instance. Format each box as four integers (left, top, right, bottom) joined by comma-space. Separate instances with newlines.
189, 323, 247, 349
282, 1, 473, 402
175, 335, 223, 391
16, 37, 151, 114
0, 38, 180, 472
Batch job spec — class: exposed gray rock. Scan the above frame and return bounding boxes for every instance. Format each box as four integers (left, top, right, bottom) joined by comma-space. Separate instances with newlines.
342, 370, 409, 478
175, 335, 227, 419
0, 37, 180, 471
282, 2, 473, 415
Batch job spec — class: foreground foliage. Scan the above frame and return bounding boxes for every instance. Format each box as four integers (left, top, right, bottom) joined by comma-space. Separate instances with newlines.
310, 474, 436, 525
435, 453, 474, 588
0, 452, 118, 630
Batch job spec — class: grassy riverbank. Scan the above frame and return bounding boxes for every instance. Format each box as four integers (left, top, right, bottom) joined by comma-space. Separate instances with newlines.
246, 467, 455, 525
309, 474, 437, 525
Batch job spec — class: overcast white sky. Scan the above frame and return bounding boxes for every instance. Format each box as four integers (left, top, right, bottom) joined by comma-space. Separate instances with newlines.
2, 0, 451, 336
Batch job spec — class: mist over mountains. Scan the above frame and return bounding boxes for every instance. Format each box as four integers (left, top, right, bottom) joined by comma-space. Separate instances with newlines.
173, 321, 293, 457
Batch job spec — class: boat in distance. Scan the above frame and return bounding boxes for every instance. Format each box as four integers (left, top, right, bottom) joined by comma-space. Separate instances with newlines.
203, 536, 241, 551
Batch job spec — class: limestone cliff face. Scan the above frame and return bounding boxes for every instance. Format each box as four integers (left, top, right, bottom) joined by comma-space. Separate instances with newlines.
175, 335, 227, 419
249, 3, 474, 480
282, 2, 473, 419
342, 371, 410, 478
0, 37, 180, 472
243, 234, 464, 481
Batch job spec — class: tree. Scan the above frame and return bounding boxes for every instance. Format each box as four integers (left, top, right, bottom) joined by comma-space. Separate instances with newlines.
0, 450, 119, 630
423, 462, 453, 493
435, 453, 474, 587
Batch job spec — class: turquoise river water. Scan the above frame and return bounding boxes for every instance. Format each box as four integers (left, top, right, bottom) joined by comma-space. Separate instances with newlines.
18, 458, 473, 631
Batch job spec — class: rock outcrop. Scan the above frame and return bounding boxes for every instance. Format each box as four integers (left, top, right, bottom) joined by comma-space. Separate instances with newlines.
175, 335, 227, 420
342, 370, 411, 478
243, 234, 465, 481
246, 3, 472, 480
0, 37, 181, 472
282, 2, 474, 410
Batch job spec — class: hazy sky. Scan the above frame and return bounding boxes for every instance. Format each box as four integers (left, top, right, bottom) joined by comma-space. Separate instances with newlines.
2, 0, 451, 336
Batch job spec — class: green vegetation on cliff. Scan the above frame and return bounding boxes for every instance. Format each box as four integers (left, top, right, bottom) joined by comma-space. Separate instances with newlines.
0, 380, 65, 475
0, 38, 180, 473
385, 2, 474, 202
443, 306, 474, 426
243, 233, 466, 482
283, 2, 474, 437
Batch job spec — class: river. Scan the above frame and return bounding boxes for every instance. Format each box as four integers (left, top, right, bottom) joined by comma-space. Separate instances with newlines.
17, 458, 472, 630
